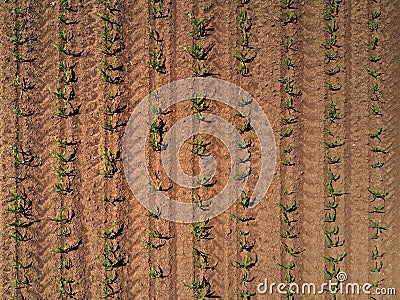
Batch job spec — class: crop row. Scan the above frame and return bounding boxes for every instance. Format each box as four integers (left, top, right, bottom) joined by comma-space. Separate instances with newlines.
366, 2, 387, 297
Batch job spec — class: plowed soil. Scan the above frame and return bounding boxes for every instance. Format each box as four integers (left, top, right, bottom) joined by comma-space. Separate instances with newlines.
0, 0, 399, 300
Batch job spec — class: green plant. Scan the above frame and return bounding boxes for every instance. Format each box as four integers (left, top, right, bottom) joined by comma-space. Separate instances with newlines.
371, 146, 386, 153
100, 146, 116, 177
325, 151, 339, 164
327, 81, 341, 91
281, 242, 302, 256
370, 219, 386, 239
195, 175, 210, 187
98, 222, 117, 239
279, 10, 296, 25
324, 50, 338, 63
369, 104, 381, 115
97, 243, 121, 271
324, 253, 346, 264
231, 255, 252, 270
367, 67, 382, 78
279, 0, 294, 8
280, 158, 293, 166
190, 222, 207, 240
192, 248, 210, 270
281, 114, 295, 124
53, 147, 75, 164
324, 230, 344, 248
188, 13, 206, 39
370, 159, 384, 168
324, 139, 342, 148
371, 245, 384, 260
369, 54, 381, 62
184, 277, 213, 300
327, 99, 339, 122
148, 25, 161, 42
230, 214, 252, 222
193, 60, 211, 77
148, 47, 164, 73
149, 266, 163, 279
50, 208, 68, 223
277, 200, 296, 213
149, 1, 163, 18
147, 229, 166, 239
239, 191, 250, 209
369, 127, 382, 139
324, 65, 340, 75
101, 194, 116, 206
280, 128, 293, 138
184, 41, 207, 60
234, 166, 250, 180
371, 33, 379, 50
189, 136, 207, 156
190, 94, 208, 117
368, 187, 388, 201
236, 113, 251, 133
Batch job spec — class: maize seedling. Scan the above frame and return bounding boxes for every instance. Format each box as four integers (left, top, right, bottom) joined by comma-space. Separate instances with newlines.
277, 200, 296, 213
371, 146, 387, 153
192, 248, 211, 270
190, 222, 208, 240
369, 104, 381, 115
281, 229, 299, 239
369, 54, 381, 62
184, 41, 207, 60
368, 187, 387, 201
324, 50, 338, 64
98, 222, 118, 239
234, 166, 251, 180
324, 209, 336, 222
367, 67, 382, 78
239, 272, 251, 285
100, 146, 116, 177
371, 261, 383, 273
282, 242, 302, 257
371, 246, 384, 260
236, 112, 251, 133
184, 277, 213, 300
324, 65, 340, 76
325, 151, 340, 164
189, 136, 207, 157
369, 127, 382, 139
97, 243, 121, 270
149, 1, 163, 18
231, 255, 253, 270
370, 219, 386, 239
148, 47, 165, 73
324, 263, 339, 280
239, 290, 254, 299
368, 202, 385, 213
148, 25, 161, 42
193, 60, 211, 77
149, 266, 163, 279
280, 211, 296, 226
280, 128, 293, 138
324, 231, 344, 248
195, 175, 211, 187
239, 191, 250, 209
279, 0, 295, 9
278, 10, 296, 25
188, 13, 206, 39
371, 33, 379, 50
371, 161, 384, 168
324, 252, 346, 264
231, 214, 253, 223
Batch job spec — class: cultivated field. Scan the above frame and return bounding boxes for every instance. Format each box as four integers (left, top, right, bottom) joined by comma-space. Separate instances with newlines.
0, 0, 399, 299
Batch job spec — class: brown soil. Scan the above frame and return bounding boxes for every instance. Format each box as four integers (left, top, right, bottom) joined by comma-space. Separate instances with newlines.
0, 0, 399, 300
